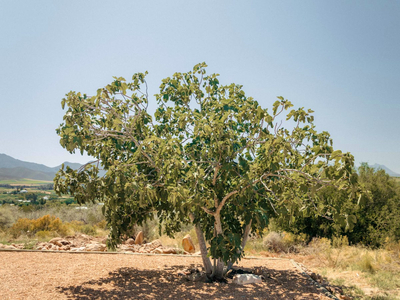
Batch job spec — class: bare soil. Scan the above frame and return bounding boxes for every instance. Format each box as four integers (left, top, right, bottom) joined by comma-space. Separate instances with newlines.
0, 251, 333, 299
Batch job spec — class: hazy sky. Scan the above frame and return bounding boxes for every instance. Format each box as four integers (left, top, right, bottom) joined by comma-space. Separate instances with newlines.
1, 1, 399, 172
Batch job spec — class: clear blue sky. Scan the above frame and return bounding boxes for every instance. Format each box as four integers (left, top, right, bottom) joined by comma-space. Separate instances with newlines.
1, 1, 399, 172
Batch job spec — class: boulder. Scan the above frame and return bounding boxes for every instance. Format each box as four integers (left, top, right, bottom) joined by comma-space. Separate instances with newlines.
49, 238, 70, 247
182, 234, 195, 253
162, 248, 182, 254
232, 274, 262, 285
143, 239, 162, 251
134, 231, 144, 245
85, 243, 107, 252
126, 238, 135, 245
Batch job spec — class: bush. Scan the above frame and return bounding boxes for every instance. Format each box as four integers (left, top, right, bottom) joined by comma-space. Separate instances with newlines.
332, 235, 349, 248
263, 231, 307, 253
9, 215, 69, 238
0, 207, 15, 229
263, 232, 285, 252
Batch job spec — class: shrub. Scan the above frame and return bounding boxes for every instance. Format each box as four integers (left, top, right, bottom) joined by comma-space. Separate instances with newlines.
0, 208, 16, 229
80, 224, 97, 236
332, 235, 349, 248
9, 215, 69, 238
263, 232, 285, 252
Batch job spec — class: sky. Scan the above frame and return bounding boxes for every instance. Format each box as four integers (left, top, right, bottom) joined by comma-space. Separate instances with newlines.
0, 1, 399, 172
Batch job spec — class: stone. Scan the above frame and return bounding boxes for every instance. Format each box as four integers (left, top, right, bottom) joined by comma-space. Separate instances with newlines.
85, 243, 107, 252
232, 274, 262, 285
148, 239, 162, 249
151, 248, 163, 254
126, 238, 135, 245
182, 234, 195, 253
3, 245, 17, 250
310, 272, 318, 281
49, 238, 70, 247
162, 248, 178, 254
134, 231, 144, 245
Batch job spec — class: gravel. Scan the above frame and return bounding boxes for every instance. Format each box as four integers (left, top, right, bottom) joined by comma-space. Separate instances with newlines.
0, 251, 332, 299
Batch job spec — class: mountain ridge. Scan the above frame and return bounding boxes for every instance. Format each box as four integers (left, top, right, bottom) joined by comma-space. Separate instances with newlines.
0, 153, 399, 181
0, 153, 84, 181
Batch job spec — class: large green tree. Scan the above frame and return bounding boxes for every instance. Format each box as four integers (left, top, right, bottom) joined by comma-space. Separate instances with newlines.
55, 63, 360, 279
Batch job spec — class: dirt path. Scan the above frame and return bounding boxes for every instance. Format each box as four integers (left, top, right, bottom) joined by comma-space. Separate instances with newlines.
0, 251, 332, 299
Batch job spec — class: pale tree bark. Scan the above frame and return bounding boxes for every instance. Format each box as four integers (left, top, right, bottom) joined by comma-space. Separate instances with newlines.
189, 213, 212, 275
212, 212, 225, 279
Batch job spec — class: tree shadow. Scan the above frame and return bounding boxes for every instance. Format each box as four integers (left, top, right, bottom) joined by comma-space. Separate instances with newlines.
57, 265, 328, 299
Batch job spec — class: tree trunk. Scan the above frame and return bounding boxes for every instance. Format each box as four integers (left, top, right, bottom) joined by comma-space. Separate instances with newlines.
189, 213, 212, 275
226, 220, 252, 271
194, 223, 213, 275
240, 220, 252, 251
211, 212, 225, 279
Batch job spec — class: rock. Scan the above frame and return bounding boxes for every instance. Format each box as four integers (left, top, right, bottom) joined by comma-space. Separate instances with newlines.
134, 231, 144, 245
182, 234, 195, 253
339, 295, 352, 300
310, 272, 318, 281
126, 238, 135, 245
233, 274, 262, 285
49, 238, 70, 247
151, 248, 163, 254
70, 247, 86, 252
162, 248, 179, 254
3, 245, 17, 250
147, 239, 162, 249
85, 243, 107, 252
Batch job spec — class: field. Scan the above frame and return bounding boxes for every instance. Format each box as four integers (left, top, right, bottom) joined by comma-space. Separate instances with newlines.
0, 178, 53, 186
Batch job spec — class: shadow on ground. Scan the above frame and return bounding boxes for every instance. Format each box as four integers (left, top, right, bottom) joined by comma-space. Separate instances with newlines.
57, 265, 325, 299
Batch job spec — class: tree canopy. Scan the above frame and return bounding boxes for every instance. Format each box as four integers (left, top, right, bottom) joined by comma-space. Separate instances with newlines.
54, 63, 361, 279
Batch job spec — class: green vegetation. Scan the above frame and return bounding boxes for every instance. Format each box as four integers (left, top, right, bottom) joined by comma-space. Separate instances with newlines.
54, 63, 361, 279
274, 164, 400, 248
0, 178, 53, 185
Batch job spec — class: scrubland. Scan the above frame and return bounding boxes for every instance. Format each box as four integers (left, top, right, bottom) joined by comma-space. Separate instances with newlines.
0, 203, 399, 299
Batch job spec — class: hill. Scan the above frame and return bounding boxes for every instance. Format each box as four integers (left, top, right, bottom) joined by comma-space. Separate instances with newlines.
0, 153, 83, 181
0, 154, 106, 181
369, 163, 400, 177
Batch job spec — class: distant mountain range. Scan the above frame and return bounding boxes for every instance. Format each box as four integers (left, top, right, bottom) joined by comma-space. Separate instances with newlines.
0, 153, 399, 181
0, 153, 84, 181
367, 164, 400, 177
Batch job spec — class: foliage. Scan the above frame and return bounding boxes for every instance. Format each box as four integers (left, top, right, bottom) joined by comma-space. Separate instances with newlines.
9, 214, 69, 238
54, 63, 360, 278
274, 164, 400, 247
348, 164, 400, 247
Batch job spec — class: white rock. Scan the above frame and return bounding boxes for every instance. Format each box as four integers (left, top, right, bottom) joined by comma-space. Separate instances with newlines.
232, 274, 262, 285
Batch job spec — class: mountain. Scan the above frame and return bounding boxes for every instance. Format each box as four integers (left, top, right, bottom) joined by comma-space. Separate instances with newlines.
0, 167, 55, 181
369, 164, 400, 177
0, 153, 54, 173
0, 154, 83, 181
51, 162, 83, 171
0, 154, 106, 181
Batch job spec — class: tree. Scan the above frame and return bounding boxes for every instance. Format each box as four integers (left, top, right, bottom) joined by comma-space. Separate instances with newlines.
54, 63, 361, 279
349, 164, 400, 246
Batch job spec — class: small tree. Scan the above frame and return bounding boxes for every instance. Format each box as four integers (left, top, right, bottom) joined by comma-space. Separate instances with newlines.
55, 63, 360, 279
